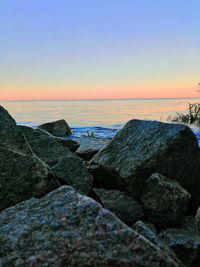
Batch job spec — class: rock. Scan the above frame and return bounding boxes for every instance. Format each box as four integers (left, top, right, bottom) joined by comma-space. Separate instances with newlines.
88, 120, 200, 209
52, 155, 93, 195
158, 228, 200, 266
93, 188, 144, 224
18, 125, 72, 167
38, 119, 72, 137
180, 216, 199, 234
131, 221, 179, 264
0, 130, 58, 211
140, 173, 191, 225
195, 207, 200, 234
75, 137, 110, 160
0, 105, 16, 130
0, 186, 182, 266
55, 137, 80, 152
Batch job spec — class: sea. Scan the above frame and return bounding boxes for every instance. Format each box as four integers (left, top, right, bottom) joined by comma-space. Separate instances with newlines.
1, 98, 200, 143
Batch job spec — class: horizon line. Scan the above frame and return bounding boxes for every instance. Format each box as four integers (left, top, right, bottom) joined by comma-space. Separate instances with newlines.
0, 97, 199, 102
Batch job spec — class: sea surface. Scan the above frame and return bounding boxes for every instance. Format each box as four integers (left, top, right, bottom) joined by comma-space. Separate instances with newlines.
1, 98, 200, 141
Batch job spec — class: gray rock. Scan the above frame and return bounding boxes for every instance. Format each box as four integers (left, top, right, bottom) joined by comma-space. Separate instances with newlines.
52, 155, 93, 195
88, 120, 200, 209
93, 188, 144, 224
55, 137, 80, 152
0, 105, 16, 130
140, 173, 191, 225
132, 221, 179, 264
38, 119, 72, 137
76, 137, 110, 160
195, 207, 200, 234
158, 228, 200, 266
0, 186, 182, 267
180, 216, 199, 234
18, 125, 72, 167
0, 130, 58, 211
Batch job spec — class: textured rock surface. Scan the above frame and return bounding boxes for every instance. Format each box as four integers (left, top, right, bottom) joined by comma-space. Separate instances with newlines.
180, 215, 199, 234
88, 120, 200, 209
0, 130, 58, 211
0, 105, 16, 130
196, 207, 200, 234
0, 186, 181, 267
76, 137, 110, 160
18, 125, 72, 167
158, 228, 200, 266
140, 173, 191, 225
93, 188, 144, 224
131, 221, 179, 264
38, 119, 72, 137
52, 155, 93, 195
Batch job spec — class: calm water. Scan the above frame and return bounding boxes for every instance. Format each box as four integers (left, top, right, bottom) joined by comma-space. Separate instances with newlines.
1, 98, 200, 139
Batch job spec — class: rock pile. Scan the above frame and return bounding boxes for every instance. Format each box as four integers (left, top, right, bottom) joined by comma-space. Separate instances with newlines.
1, 106, 200, 266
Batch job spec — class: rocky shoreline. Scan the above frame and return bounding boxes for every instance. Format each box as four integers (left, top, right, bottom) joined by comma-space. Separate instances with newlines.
0, 105, 200, 266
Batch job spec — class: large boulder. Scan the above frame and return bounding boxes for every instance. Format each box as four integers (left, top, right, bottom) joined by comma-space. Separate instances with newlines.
52, 155, 93, 195
38, 119, 72, 137
88, 120, 200, 209
0, 105, 16, 130
0, 186, 181, 266
158, 228, 200, 266
0, 130, 58, 211
93, 188, 144, 224
140, 173, 191, 225
195, 207, 200, 234
18, 125, 73, 167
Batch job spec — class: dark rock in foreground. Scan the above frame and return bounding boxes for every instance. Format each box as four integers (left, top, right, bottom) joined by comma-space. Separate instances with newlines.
140, 173, 191, 225
88, 120, 200, 209
52, 155, 93, 195
38, 119, 72, 137
0, 186, 181, 266
0, 105, 16, 130
93, 188, 144, 224
158, 228, 200, 266
0, 130, 58, 211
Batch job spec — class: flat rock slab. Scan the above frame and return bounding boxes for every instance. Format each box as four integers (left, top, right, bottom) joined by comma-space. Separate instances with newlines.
140, 173, 191, 225
0, 130, 58, 211
93, 188, 144, 224
88, 120, 200, 210
75, 137, 110, 160
0, 186, 181, 267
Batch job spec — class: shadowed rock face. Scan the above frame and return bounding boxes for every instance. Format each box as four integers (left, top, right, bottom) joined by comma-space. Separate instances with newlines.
0, 186, 181, 267
38, 119, 72, 137
140, 173, 191, 225
88, 120, 200, 209
0, 130, 58, 211
0, 106, 16, 130
93, 188, 144, 224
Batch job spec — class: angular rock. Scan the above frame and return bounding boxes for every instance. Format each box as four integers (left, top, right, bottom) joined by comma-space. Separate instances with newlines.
93, 188, 144, 224
0, 130, 58, 211
140, 173, 191, 225
88, 120, 200, 209
18, 125, 72, 167
76, 137, 110, 160
195, 207, 200, 234
0, 105, 16, 130
158, 228, 200, 266
52, 155, 93, 195
55, 137, 80, 152
0, 186, 181, 266
38, 119, 72, 137
131, 221, 179, 264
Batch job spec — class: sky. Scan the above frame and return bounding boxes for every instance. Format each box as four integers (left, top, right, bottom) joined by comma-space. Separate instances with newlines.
0, 0, 200, 100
